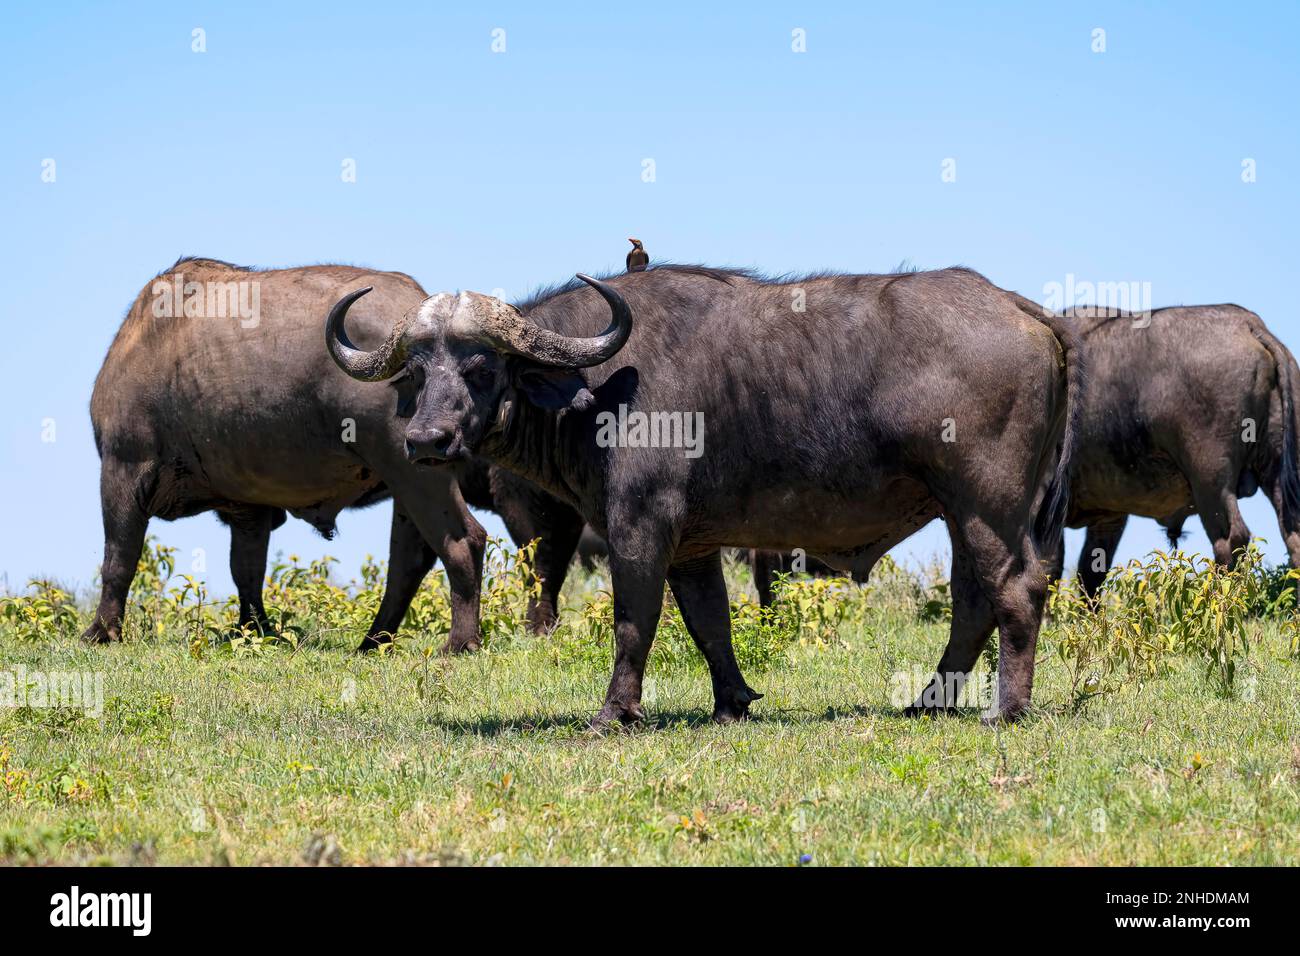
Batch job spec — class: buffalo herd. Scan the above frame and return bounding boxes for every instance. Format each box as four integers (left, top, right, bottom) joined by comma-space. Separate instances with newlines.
83, 256, 1297, 725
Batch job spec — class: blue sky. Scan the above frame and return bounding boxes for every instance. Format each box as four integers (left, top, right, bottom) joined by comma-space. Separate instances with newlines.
2, 1, 1298, 595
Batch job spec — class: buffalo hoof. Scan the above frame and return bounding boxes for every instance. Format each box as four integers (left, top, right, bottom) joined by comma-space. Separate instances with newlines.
902, 703, 967, 719
525, 603, 559, 636
439, 636, 482, 656
980, 707, 1028, 727
712, 705, 750, 725
228, 622, 276, 642
590, 701, 645, 731
80, 621, 118, 645
713, 686, 764, 724
355, 634, 393, 654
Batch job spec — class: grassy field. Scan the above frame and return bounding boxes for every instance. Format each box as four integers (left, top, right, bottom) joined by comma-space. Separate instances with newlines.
2, 543, 1298, 866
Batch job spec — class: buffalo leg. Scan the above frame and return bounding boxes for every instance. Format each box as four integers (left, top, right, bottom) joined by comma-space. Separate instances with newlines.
529, 515, 583, 632
430, 513, 485, 655
949, 510, 1051, 723
1260, 469, 1300, 567
227, 507, 277, 633
1191, 483, 1251, 567
358, 502, 437, 651
593, 551, 669, 728
1076, 514, 1128, 598
906, 521, 996, 714
750, 550, 780, 608
500, 504, 583, 634
668, 553, 762, 723
492, 471, 584, 633
576, 527, 608, 572
82, 460, 151, 644
396, 480, 486, 655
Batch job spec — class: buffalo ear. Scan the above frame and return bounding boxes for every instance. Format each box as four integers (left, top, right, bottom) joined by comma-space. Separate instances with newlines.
512, 364, 595, 411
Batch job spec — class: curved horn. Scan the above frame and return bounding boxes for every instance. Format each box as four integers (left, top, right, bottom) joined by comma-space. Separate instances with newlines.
478, 274, 632, 368
325, 286, 409, 382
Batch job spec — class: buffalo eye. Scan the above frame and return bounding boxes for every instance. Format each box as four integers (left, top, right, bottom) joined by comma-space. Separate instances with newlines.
462, 357, 496, 389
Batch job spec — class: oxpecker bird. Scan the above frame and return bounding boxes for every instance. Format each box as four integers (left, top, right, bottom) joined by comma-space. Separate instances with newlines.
626, 237, 649, 272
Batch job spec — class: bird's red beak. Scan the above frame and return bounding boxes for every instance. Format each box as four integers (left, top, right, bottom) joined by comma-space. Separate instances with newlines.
627, 237, 638, 245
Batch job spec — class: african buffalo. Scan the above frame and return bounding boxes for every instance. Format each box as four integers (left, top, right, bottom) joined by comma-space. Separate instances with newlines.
1060, 304, 1300, 594
85, 257, 495, 651
325, 264, 1082, 724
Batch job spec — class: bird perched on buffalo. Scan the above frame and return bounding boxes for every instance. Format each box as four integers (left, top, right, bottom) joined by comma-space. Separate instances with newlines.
626, 237, 649, 272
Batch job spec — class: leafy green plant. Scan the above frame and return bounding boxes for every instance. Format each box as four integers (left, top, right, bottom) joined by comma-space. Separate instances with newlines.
0, 580, 80, 643
1247, 561, 1300, 619
1046, 544, 1279, 706
477, 538, 542, 648
768, 575, 858, 649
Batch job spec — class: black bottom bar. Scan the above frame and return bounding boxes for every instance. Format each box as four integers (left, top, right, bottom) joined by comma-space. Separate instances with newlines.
0, 865, 1271, 941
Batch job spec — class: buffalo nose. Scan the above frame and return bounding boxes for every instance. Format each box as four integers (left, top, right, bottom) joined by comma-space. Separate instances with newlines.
405, 428, 455, 462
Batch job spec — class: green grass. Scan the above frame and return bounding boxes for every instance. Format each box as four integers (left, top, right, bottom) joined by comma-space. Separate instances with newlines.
2, 552, 1298, 866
